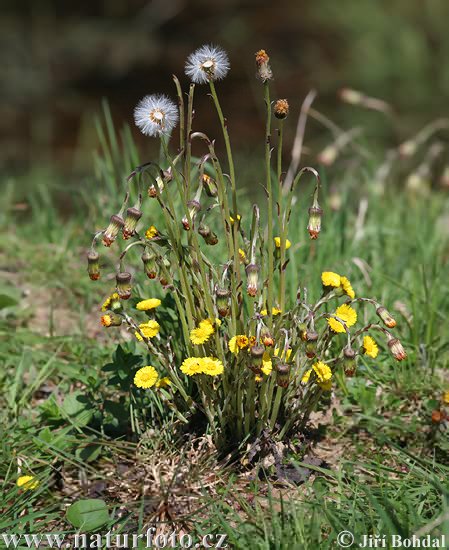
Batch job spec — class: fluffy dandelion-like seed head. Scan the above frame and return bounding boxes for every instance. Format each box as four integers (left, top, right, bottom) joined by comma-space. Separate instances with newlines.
134, 94, 178, 137
185, 44, 230, 84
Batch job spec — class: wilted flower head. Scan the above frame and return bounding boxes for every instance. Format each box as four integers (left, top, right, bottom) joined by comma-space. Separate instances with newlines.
185, 44, 230, 84
134, 94, 178, 137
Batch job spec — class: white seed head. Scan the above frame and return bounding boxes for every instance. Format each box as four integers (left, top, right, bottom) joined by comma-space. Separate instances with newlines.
134, 94, 178, 137
185, 44, 230, 84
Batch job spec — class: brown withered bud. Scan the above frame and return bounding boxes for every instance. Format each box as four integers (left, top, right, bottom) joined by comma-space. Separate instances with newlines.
249, 344, 265, 374
261, 327, 275, 347
87, 250, 100, 281
182, 200, 201, 231
123, 207, 142, 239
305, 330, 318, 358
116, 272, 132, 300
141, 250, 157, 279
343, 346, 357, 376
215, 287, 231, 317
159, 276, 169, 287
102, 214, 125, 247
202, 174, 218, 197
274, 99, 289, 119
376, 306, 397, 328
387, 336, 407, 361
101, 312, 122, 327
431, 410, 443, 424
308, 205, 323, 240
245, 263, 260, 297
198, 223, 218, 245
276, 363, 290, 388
255, 49, 273, 82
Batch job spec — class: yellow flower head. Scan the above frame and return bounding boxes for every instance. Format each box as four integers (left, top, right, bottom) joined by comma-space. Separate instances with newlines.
156, 377, 172, 388
145, 225, 159, 239
274, 237, 291, 249
238, 248, 246, 262
260, 307, 282, 316
312, 361, 332, 383
180, 357, 203, 376
134, 366, 159, 389
228, 335, 249, 355
261, 352, 273, 375
442, 391, 449, 405
255, 374, 263, 383
101, 314, 112, 327
321, 271, 341, 288
301, 369, 312, 384
136, 298, 161, 311
135, 320, 160, 341
274, 347, 292, 361
180, 356, 223, 376
190, 319, 215, 345
101, 292, 120, 312
340, 276, 355, 299
17, 475, 39, 491
328, 304, 357, 333
201, 357, 224, 376
230, 214, 241, 224
363, 336, 379, 358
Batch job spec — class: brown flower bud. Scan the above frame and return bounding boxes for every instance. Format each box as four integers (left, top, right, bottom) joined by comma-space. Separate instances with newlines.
202, 174, 218, 197
308, 206, 323, 240
116, 272, 132, 300
123, 207, 142, 239
245, 263, 260, 297
215, 287, 231, 317
343, 346, 357, 376
305, 330, 318, 358
182, 200, 201, 231
141, 251, 157, 279
198, 223, 218, 246
376, 306, 397, 328
102, 214, 125, 247
276, 363, 290, 388
255, 49, 273, 82
387, 337, 407, 361
87, 250, 100, 281
274, 99, 289, 119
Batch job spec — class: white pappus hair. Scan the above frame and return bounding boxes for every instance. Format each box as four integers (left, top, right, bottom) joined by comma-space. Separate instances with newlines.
134, 94, 179, 137
185, 44, 230, 84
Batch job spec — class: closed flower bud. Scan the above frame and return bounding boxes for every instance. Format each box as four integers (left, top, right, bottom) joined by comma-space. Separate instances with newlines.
198, 223, 218, 246
307, 205, 323, 240
101, 312, 122, 327
305, 330, 318, 358
102, 214, 125, 247
245, 263, 260, 297
116, 272, 132, 300
387, 336, 407, 361
376, 306, 396, 328
87, 250, 100, 281
141, 251, 157, 279
298, 322, 308, 341
276, 363, 290, 388
202, 174, 218, 197
249, 344, 265, 374
215, 287, 231, 317
274, 99, 289, 119
182, 200, 201, 231
343, 346, 357, 376
255, 49, 273, 82
123, 207, 142, 239
261, 327, 274, 347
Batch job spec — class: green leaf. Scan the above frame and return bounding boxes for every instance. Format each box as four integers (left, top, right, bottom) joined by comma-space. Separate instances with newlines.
61, 391, 93, 427
0, 293, 19, 310
66, 499, 110, 531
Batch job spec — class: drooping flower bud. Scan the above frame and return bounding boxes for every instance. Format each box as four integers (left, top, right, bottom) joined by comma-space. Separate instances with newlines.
249, 344, 265, 374
255, 50, 273, 82
123, 207, 142, 239
275, 363, 290, 388
215, 287, 231, 317
343, 346, 357, 376
116, 272, 132, 300
387, 336, 407, 361
261, 327, 274, 347
305, 330, 318, 358
141, 250, 157, 279
202, 174, 218, 197
101, 312, 122, 327
376, 306, 396, 328
308, 205, 323, 240
182, 200, 201, 231
87, 250, 100, 281
274, 99, 289, 119
198, 223, 218, 245
102, 214, 125, 247
245, 263, 260, 297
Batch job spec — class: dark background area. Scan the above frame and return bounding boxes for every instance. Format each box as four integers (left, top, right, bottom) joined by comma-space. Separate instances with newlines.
2, 0, 449, 176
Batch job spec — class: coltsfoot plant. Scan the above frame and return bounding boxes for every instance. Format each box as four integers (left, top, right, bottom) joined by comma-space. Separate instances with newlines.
87, 46, 406, 449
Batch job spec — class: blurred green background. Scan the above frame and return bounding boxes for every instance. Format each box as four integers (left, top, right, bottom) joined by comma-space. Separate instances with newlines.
1, 0, 449, 178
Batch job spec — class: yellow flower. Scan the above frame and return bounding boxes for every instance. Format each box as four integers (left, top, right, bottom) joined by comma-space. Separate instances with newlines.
321, 271, 341, 288
180, 357, 203, 376
260, 307, 282, 316
340, 276, 355, 299
156, 377, 172, 388
145, 225, 159, 239
17, 475, 39, 491
274, 347, 292, 361
229, 335, 249, 355
101, 314, 112, 327
190, 320, 215, 345
255, 374, 263, 383
261, 352, 273, 375
328, 304, 357, 333
442, 391, 449, 404
101, 292, 120, 312
301, 369, 312, 384
180, 357, 223, 376
136, 298, 161, 311
201, 357, 224, 376
274, 237, 291, 249
134, 366, 159, 389
230, 214, 241, 224
363, 336, 379, 358
238, 248, 246, 261
135, 320, 160, 341
312, 361, 332, 383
